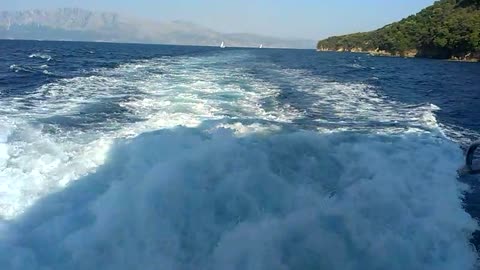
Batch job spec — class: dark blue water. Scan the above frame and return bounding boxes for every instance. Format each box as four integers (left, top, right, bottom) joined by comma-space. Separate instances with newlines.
2, 40, 478, 136
0, 40, 479, 270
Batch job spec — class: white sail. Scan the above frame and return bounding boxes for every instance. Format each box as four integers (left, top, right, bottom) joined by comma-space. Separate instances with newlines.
220, 41, 225, 48
259, 44, 263, 49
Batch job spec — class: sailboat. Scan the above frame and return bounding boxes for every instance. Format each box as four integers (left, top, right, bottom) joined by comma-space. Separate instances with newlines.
220, 41, 226, 48
259, 44, 263, 49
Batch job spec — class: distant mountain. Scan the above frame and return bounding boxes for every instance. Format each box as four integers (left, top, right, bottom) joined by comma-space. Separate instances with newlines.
317, 0, 480, 61
0, 8, 314, 48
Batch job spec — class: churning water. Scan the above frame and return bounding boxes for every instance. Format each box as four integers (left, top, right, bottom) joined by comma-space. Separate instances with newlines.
0, 40, 479, 269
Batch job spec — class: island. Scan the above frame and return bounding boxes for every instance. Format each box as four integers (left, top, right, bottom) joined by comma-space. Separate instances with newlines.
317, 0, 480, 61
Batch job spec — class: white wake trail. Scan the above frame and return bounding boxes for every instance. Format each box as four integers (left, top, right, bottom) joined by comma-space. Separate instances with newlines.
0, 50, 477, 270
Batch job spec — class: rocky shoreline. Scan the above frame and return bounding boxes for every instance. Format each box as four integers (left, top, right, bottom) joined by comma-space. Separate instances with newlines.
316, 47, 480, 62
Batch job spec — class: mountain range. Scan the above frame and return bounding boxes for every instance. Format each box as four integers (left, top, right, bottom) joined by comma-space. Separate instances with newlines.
0, 8, 313, 48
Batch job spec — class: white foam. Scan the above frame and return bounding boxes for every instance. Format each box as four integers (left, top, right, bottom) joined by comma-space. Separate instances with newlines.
0, 52, 469, 220
9, 64, 25, 73
0, 50, 477, 269
216, 122, 282, 136
9, 64, 48, 74
0, 129, 476, 269
0, 121, 10, 169
277, 68, 444, 135
29, 53, 52, 61
0, 53, 301, 219
347, 63, 364, 69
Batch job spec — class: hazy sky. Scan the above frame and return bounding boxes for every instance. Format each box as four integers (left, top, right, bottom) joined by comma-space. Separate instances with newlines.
3, 0, 437, 39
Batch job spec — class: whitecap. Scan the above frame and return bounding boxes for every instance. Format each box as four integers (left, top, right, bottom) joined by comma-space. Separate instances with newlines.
348, 63, 364, 69
29, 53, 52, 61
9, 64, 29, 73
9, 64, 18, 72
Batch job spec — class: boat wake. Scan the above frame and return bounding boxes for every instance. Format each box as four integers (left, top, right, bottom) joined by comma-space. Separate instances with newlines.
0, 126, 477, 270
0, 50, 478, 270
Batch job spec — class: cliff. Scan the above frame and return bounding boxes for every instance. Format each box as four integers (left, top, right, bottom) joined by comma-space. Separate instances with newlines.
317, 0, 480, 61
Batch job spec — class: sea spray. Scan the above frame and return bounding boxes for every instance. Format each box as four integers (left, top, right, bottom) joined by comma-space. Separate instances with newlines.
0, 128, 476, 270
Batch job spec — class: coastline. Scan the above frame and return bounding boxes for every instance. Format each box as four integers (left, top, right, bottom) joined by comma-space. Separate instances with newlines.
316, 48, 480, 63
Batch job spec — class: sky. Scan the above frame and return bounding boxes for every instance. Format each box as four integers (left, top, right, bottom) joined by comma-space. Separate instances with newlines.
2, 0, 437, 40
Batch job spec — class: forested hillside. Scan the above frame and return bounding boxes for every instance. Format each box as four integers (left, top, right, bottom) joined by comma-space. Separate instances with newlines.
317, 0, 480, 61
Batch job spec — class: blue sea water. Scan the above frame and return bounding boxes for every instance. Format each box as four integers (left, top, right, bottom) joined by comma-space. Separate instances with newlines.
0, 40, 479, 270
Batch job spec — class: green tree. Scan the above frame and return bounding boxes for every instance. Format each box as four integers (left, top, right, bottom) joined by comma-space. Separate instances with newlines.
317, 0, 480, 60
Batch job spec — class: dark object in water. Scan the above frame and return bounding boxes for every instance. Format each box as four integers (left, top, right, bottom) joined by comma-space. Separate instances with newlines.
460, 141, 480, 176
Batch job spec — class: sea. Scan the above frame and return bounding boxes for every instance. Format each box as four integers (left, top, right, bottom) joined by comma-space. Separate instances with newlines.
0, 39, 479, 270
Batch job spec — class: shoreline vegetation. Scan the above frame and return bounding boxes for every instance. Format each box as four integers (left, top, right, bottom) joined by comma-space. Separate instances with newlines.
316, 47, 480, 62
317, 0, 480, 62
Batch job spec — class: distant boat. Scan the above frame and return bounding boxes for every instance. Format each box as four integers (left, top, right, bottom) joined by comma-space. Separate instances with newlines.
220, 41, 225, 48
259, 44, 263, 49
